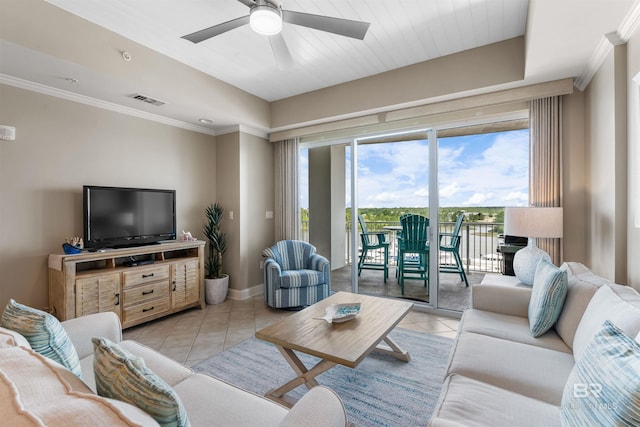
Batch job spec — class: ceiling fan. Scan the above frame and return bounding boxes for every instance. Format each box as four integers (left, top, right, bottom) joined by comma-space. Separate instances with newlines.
181, 0, 370, 68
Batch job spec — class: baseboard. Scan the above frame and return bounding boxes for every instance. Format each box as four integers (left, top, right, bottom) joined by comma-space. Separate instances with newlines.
228, 283, 264, 301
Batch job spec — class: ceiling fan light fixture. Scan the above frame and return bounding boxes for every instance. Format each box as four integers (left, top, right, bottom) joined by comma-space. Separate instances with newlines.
250, 4, 282, 36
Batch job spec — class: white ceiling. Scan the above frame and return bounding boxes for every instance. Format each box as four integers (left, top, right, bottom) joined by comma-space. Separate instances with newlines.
44, 0, 530, 102
2, 0, 638, 133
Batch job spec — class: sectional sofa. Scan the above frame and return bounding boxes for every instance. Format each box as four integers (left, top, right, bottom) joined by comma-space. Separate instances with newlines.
429, 262, 640, 426
0, 310, 348, 426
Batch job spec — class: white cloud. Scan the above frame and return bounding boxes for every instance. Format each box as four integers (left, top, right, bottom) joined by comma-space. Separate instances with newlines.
352, 140, 431, 207
437, 130, 529, 206
465, 192, 494, 205
369, 192, 401, 203
307, 129, 530, 209
439, 182, 460, 198
414, 187, 429, 197
504, 191, 529, 204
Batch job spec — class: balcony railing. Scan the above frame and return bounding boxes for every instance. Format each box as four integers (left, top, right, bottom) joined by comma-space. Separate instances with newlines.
301, 220, 503, 273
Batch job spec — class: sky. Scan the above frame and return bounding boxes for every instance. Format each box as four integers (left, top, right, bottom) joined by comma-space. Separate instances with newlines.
300, 129, 529, 209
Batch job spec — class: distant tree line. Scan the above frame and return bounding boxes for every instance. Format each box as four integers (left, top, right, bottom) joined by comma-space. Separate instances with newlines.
301, 207, 505, 224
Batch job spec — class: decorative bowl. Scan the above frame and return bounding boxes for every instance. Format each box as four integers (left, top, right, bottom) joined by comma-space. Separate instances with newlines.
62, 243, 82, 254
315, 302, 362, 323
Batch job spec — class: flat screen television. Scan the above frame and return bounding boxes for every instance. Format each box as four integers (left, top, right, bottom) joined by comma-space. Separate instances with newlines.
83, 185, 176, 250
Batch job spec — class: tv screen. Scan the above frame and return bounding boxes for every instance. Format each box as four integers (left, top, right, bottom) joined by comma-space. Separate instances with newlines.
83, 186, 176, 250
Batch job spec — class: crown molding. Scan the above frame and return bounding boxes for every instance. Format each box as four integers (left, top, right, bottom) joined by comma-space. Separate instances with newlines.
575, 0, 640, 91
0, 73, 218, 136
619, 0, 640, 40
215, 124, 269, 139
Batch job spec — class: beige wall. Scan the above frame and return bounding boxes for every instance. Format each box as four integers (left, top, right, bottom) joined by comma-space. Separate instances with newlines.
308, 146, 333, 259
1, 0, 270, 132
215, 131, 274, 296
215, 133, 241, 293
306, 144, 347, 269
583, 45, 628, 284
561, 90, 588, 264
270, 37, 525, 129
614, 45, 629, 285
0, 84, 216, 309
306, 144, 347, 268
239, 132, 274, 294
330, 145, 347, 269
626, 27, 640, 289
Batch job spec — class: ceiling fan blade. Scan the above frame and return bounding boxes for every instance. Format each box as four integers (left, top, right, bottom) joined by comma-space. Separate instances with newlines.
236, 0, 256, 7
269, 33, 294, 69
282, 10, 370, 40
182, 15, 250, 43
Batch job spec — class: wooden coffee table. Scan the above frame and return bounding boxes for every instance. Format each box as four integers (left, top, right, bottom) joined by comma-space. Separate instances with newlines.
255, 291, 413, 407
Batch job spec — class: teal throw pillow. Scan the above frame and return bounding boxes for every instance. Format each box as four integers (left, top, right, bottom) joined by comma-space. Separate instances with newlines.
92, 337, 190, 427
560, 320, 640, 426
0, 299, 82, 378
528, 259, 568, 337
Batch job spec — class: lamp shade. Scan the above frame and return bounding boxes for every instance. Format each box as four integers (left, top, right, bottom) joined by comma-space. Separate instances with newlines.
505, 207, 563, 285
504, 207, 563, 238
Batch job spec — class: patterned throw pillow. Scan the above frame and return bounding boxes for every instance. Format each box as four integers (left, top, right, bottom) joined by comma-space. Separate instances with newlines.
92, 337, 190, 427
0, 299, 82, 378
561, 320, 640, 426
528, 259, 568, 337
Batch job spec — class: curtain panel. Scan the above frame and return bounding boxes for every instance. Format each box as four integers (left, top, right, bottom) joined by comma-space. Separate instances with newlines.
529, 96, 563, 265
274, 138, 300, 241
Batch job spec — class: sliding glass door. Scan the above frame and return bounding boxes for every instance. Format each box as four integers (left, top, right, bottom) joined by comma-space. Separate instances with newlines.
349, 129, 439, 304
300, 118, 529, 312
436, 129, 529, 311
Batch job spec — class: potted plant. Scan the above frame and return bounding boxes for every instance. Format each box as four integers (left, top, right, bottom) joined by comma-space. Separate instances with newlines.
203, 203, 228, 304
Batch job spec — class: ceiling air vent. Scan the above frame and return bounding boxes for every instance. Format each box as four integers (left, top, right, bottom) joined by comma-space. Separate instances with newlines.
129, 93, 166, 107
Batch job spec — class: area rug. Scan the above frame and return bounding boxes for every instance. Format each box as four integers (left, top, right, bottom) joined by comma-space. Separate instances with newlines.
193, 328, 453, 426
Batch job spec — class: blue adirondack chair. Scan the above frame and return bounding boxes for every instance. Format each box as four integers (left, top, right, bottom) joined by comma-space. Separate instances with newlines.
357, 215, 390, 282
439, 213, 469, 287
397, 214, 430, 294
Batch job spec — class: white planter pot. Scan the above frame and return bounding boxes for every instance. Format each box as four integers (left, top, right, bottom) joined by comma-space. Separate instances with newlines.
205, 275, 229, 305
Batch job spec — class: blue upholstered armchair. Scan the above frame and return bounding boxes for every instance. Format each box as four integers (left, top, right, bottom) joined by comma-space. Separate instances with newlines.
262, 240, 331, 309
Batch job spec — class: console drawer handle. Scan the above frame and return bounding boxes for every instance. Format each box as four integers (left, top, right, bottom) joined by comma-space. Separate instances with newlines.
142, 306, 154, 313
142, 290, 154, 295
115, 293, 120, 306
142, 273, 154, 278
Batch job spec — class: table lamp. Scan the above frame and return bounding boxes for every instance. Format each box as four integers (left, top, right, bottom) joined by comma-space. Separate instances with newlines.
504, 207, 563, 285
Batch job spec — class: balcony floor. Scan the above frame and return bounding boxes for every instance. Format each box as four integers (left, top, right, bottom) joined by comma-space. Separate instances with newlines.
330, 265, 486, 311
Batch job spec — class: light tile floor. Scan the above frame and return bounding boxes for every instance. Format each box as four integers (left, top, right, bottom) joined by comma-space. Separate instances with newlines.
123, 295, 459, 367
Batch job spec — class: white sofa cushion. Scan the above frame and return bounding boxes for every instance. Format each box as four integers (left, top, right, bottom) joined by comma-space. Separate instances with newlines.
62, 312, 122, 360
573, 285, 640, 361
279, 386, 347, 427
119, 340, 194, 387
93, 337, 190, 427
528, 260, 568, 337
561, 320, 640, 426
1, 299, 82, 378
430, 374, 560, 427
172, 373, 288, 426
459, 309, 571, 353
0, 345, 158, 426
471, 284, 532, 317
0, 326, 31, 348
446, 332, 575, 405
555, 262, 610, 349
